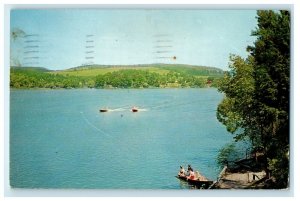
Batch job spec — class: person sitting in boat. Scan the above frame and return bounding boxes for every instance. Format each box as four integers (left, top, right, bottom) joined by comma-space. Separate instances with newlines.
187, 168, 195, 180
195, 171, 208, 181
195, 170, 200, 180
185, 164, 192, 176
178, 166, 186, 177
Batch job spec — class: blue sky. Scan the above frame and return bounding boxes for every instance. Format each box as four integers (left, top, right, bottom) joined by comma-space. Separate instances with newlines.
10, 9, 258, 70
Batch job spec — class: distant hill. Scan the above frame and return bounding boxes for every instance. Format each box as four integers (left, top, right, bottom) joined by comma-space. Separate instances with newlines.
53, 64, 224, 77
10, 64, 224, 89
10, 66, 50, 72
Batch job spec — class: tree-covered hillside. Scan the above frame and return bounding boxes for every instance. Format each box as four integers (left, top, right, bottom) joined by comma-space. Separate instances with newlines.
10, 64, 223, 89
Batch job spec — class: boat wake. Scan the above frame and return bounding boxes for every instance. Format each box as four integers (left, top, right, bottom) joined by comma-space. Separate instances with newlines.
100, 107, 149, 112
80, 111, 110, 137
109, 108, 127, 112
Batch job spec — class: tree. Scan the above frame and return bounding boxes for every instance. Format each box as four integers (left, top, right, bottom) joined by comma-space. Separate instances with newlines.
217, 10, 290, 188
248, 10, 290, 188
217, 55, 258, 142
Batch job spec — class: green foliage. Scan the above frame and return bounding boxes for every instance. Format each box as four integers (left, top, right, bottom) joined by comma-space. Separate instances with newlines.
267, 148, 289, 188
217, 55, 257, 142
11, 65, 222, 89
157, 64, 223, 77
217, 10, 290, 188
52, 64, 224, 78
10, 67, 87, 89
249, 11, 290, 188
217, 143, 241, 167
94, 69, 207, 88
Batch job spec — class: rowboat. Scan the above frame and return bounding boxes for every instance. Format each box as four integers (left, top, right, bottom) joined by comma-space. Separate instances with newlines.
176, 175, 213, 189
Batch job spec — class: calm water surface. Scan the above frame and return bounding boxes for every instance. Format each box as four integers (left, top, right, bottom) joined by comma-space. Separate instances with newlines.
10, 88, 233, 189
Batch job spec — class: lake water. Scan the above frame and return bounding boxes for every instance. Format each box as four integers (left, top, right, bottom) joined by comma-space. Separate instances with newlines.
10, 88, 234, 189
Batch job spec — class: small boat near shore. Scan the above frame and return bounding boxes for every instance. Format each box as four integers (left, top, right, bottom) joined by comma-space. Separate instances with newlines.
176, 175, 214, 189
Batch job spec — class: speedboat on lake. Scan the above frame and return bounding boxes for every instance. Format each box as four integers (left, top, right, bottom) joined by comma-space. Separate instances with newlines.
132, 106, 138, 112
99, 108, 109, 112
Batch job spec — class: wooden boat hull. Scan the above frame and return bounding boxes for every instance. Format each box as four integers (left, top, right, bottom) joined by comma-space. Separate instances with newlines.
132, 109, 138, 112
176, 176, 213, 189
99, 109, 108, 112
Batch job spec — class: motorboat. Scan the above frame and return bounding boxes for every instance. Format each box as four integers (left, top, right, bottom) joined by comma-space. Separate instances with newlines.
132, 106, 138, 112
99, 108, 109, 112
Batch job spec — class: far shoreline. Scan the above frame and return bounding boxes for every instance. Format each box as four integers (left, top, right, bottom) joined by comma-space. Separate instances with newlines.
9, 86, 216, 90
